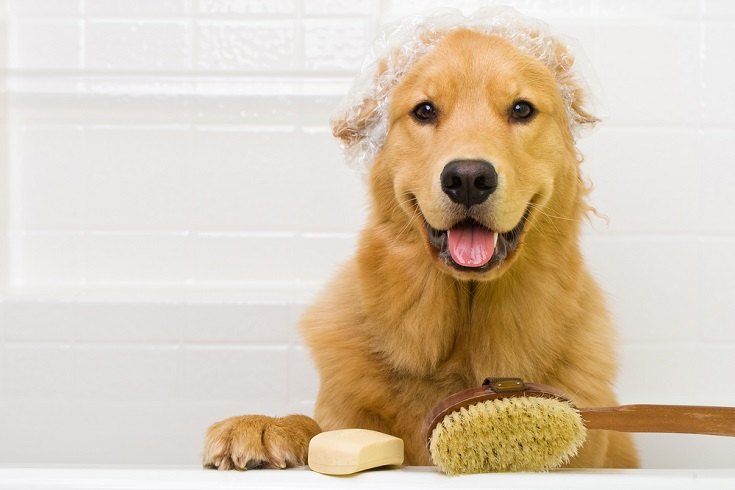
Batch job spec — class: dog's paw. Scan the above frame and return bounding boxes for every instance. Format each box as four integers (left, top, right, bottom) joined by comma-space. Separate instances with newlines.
202, 414, 322, 470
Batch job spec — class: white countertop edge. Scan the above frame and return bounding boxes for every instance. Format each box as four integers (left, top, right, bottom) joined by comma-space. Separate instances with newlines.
0, 466, 734, 490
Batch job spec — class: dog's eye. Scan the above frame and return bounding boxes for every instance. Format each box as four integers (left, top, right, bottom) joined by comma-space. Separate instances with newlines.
510, 100, 536, 121
412, 102, 438, 123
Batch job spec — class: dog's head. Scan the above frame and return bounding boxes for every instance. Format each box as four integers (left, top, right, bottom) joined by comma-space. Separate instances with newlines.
333, 11, 598, 281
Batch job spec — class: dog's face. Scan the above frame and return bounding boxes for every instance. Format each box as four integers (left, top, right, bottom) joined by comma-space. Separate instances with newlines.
338, 29, 592, 281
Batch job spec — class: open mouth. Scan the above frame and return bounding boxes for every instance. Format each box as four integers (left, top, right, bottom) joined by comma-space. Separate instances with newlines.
425, 212, 528, 273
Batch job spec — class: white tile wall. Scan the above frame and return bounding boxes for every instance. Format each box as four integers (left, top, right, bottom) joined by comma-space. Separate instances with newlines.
0, 2, 7, 288
700, 130, 735, 233
198, 0, 298, 16
86, 21, 192, 71
1, 0, 735, 470
579, 128, 700, 234
85, 0, 190, 16
702, 22, 735, 127
8, 20, 81, 69
196, 20, 298, 71
589, 19, 701, 126
6, 0, 81, 17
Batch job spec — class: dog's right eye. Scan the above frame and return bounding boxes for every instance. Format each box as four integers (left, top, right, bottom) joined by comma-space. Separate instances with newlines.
412, 102, 438, 123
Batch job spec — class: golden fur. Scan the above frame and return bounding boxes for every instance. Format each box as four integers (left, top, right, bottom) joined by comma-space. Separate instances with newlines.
203, 29, 639, 470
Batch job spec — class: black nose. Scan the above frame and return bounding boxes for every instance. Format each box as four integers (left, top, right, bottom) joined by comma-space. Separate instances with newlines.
440, 159, 498, 207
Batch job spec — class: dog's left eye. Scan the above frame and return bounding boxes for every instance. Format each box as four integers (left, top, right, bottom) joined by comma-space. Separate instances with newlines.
510, 100, 536, 121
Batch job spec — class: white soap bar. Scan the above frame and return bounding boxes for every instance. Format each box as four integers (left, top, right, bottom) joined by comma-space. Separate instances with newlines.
308, 429, 404, 475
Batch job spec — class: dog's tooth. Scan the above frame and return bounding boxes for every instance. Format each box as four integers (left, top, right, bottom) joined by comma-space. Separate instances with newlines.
493, 232, 499, 247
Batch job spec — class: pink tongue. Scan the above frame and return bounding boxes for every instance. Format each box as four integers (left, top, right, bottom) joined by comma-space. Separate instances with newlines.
447, 223, 495, 268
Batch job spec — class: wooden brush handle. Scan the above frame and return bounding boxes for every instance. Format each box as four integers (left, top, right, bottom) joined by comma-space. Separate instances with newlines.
581, 405, 735, 436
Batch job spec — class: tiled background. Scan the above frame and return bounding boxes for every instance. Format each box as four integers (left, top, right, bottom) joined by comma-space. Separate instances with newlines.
1, 0, 735, 469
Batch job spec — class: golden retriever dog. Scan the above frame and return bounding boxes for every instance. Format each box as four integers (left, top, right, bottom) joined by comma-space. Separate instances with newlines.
203, 11, 639, 470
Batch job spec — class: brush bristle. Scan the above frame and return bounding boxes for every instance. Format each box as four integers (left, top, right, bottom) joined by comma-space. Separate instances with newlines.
429, 396, 587, 475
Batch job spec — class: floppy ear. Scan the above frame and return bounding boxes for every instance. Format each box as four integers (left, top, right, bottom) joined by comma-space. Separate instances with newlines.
331, 95, 380, 145
330, 56, 389, 146
331, 30, 442, 146
548, 38, 600, 127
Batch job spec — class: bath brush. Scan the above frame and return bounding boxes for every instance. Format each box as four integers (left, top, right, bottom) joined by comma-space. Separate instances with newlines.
426, 378, 735, 475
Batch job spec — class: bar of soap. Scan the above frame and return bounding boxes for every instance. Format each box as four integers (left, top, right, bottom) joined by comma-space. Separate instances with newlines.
308, 429, 404, 475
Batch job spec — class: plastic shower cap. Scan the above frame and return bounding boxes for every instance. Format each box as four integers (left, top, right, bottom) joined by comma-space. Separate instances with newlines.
331, 7, 602, 172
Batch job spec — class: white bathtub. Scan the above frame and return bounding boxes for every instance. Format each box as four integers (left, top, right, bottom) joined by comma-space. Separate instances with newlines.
1, 466, 734, 490
2, 291, 735, 470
